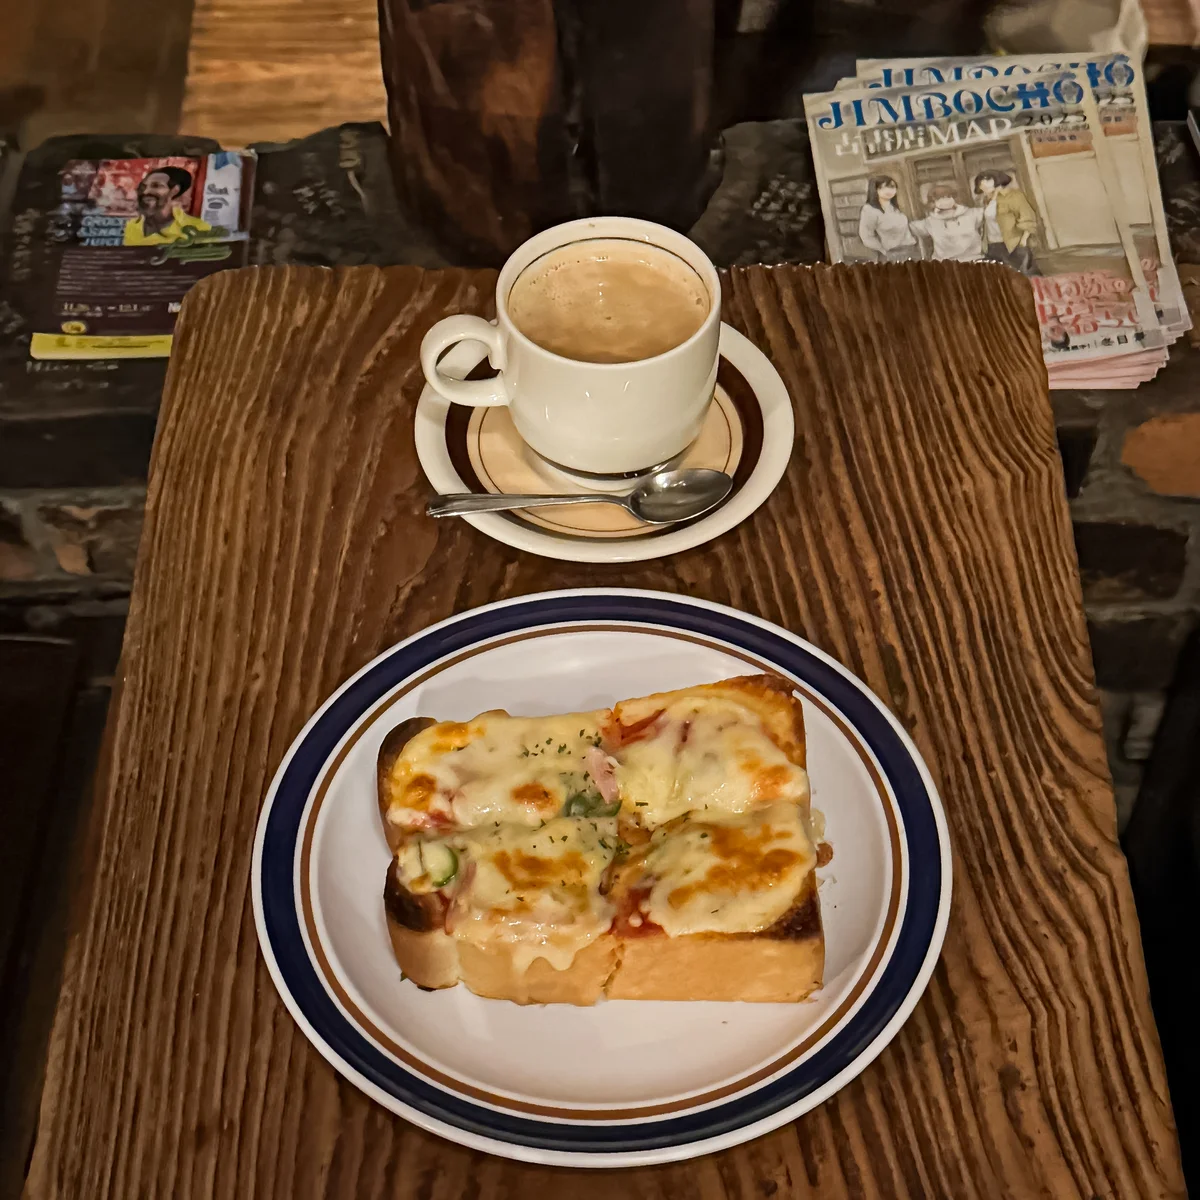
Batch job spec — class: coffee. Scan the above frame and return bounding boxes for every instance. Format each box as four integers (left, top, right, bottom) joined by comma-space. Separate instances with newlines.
507, 238, 710, 364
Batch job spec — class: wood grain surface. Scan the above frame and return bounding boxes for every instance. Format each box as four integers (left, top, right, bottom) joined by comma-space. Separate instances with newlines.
180, 0, 386, 144
23, 264, 1184, 1198
1141, 0, 1199, 45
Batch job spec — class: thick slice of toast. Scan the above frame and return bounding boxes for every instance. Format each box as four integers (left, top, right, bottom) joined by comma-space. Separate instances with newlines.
605, 872, 824, 1002
378, 707, 612, 845
381, 812, 619, 1004
383, 855, 618, 1003
609, 675, 810, 831
375, 676, 824, 1005
610, 673, 806, 767
383, 884, 618, 1004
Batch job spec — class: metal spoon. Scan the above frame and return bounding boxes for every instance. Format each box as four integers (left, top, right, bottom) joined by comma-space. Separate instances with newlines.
426, 467, 733, 525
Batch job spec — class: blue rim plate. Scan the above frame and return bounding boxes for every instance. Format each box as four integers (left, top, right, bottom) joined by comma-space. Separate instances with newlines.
252, 590, 951, 1166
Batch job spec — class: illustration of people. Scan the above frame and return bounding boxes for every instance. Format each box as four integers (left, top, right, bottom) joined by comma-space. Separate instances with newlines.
857, 175, 919, 262
909, 185, 984, 262
973, 171, 1041, 277
123, 166, 212, 246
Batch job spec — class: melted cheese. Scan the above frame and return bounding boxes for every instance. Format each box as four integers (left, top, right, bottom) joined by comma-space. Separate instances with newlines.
395, 818, 618, 972
613, 696, 809, 828
385, 681, 821, 975
386, 711, 608, 831
639, 802, 815, 936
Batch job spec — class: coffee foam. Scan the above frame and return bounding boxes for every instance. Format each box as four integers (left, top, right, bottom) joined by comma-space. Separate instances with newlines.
506, 238, 710, 364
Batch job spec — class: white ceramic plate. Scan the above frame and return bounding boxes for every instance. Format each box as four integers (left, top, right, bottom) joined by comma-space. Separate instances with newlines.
414, 324, 794, 562
253, 590, 951, 1166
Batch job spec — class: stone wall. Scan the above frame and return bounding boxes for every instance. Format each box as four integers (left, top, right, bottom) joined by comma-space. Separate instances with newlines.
2, 120, 1198, 831
1070, 337, 1200, 824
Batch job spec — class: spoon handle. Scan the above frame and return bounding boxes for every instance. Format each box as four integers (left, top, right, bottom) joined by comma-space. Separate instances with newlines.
427, 491, 620, 518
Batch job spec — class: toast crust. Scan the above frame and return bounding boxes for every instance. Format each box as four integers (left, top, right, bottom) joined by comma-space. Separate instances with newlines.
384, 904, 618, 1005
377, 716, 436, 852
387, 919, 461, 990
605, 874, 824, 1002
455, 938, 618, 1006
606, 932, 823, 1003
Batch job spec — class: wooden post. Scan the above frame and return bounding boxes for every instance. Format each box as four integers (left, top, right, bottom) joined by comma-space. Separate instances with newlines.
378, 0, 716, 264
564, 0, 715, 228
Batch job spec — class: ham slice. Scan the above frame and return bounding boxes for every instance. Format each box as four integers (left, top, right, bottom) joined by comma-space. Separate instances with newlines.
585, 746, 620, 806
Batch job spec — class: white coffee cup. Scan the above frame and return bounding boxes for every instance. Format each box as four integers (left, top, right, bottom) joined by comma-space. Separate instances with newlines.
419, 216, 721, 476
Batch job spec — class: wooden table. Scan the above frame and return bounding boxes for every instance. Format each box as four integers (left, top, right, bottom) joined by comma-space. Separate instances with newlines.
181, 0, 386, 144
24, 263, 1184, 1198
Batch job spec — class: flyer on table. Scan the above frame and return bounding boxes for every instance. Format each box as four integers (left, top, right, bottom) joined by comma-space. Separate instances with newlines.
30, 151, 256, 361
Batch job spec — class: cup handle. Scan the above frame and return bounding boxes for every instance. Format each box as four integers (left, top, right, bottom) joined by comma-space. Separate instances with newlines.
420, 315, 510, 407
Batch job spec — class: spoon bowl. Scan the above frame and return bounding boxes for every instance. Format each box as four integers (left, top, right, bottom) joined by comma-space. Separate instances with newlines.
624, 468, 733, 523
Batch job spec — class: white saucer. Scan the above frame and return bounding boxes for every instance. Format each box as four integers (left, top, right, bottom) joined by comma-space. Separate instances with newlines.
414, 323, 795, 563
